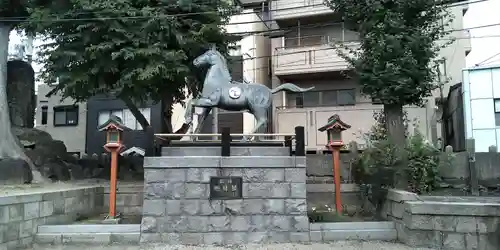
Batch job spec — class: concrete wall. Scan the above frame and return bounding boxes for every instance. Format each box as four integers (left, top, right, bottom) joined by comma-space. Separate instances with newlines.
383, 189, 500, 250
440, 152, 500, 189
102, 184, 143, 215
35, 84, 87, 154
304, 150, 500, 210
306, 151, 500, 189
0, 185, 103, 249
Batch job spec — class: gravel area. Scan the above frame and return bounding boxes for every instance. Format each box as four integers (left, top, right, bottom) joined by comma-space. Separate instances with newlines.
30, 242, 435, 250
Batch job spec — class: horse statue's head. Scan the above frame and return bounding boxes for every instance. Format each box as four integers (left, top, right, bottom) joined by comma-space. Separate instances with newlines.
193, 44, 221, 67
192, 44, 232, 84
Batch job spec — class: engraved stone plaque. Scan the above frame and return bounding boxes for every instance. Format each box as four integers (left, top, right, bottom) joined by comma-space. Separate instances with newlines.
209, 176, 243, 199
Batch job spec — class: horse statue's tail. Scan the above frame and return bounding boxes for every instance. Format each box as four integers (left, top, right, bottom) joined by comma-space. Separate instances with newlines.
271, 83, 315, 94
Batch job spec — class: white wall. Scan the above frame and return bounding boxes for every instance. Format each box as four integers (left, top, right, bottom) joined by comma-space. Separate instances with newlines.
228, 10, 271, 133
35, 84, 87, 154
463, 66, 500, 152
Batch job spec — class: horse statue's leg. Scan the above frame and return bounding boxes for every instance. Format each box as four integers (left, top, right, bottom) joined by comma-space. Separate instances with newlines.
184, 99, 194, 126
193, 107, 213, 141
244, 107, 268, 142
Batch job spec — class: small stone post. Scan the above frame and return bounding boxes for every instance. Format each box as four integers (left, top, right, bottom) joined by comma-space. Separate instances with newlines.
444, 145, 453, 153
284, 136, 292, 156
348, 141, 359, 183
466, 138, 479, 196
295, 126, 305, 156
221, 127, 231, 157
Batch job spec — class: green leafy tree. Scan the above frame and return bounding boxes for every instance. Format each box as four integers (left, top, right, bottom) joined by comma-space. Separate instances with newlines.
0, 0, 47, 182
326, 0, 454, 188
26, 0, 239, 132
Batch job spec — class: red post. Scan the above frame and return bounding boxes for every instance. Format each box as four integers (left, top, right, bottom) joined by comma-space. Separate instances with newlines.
331, 145, 342, 214
109, 149, 118, 218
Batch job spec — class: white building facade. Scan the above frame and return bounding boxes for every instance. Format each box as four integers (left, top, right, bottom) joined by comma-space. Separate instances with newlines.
463, 65, 500, 152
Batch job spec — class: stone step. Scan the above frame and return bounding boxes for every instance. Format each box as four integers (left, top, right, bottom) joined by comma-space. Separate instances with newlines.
162, 147, 290, 156
34, 232, 140, 245
312, 228, 398, 241
310, 221, 395, 231
38, 224, 140, 233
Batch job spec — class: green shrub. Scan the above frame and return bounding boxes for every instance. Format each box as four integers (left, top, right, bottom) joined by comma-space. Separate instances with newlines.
406, 133, 443, 194
352, 110, 452, 197
353, 133, 449, 195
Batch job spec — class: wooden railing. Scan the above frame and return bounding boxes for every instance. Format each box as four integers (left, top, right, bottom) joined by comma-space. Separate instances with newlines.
155, 126, 306, 157
155, 133, 294, 141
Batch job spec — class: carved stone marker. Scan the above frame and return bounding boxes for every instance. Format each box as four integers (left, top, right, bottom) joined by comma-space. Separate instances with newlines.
7, 60, 35, 128
209, 176, 243, 199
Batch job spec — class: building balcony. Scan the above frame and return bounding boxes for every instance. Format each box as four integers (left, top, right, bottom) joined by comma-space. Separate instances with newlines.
271, 0, 332, 20
273, 36, 359, 76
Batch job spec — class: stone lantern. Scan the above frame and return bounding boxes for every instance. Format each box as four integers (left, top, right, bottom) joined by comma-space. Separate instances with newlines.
318, 114, 351, 214
318, 114, 351, 148
97, 115, 130, 220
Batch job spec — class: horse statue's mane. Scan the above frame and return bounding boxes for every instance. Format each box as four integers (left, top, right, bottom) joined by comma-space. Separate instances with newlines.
210, 49, 232, 82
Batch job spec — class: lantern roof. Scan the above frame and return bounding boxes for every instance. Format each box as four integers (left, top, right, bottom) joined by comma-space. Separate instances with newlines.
97, 115, 131, 132
318, 114, 351, 132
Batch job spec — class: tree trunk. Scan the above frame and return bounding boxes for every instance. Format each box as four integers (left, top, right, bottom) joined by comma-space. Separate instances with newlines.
120, 95, 150, 131
161, 96, 174, 133
159, 96, 190, 141
0, 24, 46, 183
383, 104, 408, 189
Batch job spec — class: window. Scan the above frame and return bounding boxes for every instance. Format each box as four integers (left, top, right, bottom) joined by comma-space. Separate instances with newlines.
98, 108, 151, 130
41, 106, 48, 125
53, 105, 78, 126
494, 99, 500, 126
286, 92, 320, 108
322, 89, 356, 106
322, 91, 338, 106
286, 89, 355, 108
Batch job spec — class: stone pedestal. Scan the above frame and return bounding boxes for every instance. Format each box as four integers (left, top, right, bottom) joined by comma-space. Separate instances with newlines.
140, 146, 309, 245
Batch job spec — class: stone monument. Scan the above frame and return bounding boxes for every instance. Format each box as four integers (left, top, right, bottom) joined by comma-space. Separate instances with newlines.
7, 60, 35, 128
4, 59, 93, 183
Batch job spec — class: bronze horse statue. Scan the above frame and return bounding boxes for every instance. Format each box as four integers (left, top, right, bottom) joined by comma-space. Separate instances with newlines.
184, 46, 314, 140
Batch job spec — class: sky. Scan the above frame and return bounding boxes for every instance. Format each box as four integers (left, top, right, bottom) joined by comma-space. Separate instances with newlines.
463, 0, 500, 68
7, 0, 500, 90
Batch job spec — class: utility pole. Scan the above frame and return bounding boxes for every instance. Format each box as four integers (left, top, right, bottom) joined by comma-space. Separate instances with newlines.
435, 58, 447, 150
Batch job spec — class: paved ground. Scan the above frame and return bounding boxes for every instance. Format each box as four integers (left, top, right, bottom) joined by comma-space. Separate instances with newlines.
30, 242, 435, 249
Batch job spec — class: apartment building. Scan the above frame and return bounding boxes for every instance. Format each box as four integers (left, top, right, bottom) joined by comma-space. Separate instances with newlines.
255, 0, 472, 151
35, 84, 87, 155
462, 65, 500, 152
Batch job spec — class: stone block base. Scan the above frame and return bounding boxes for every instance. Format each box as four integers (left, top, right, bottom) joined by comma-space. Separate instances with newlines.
140, 154, 308, 245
